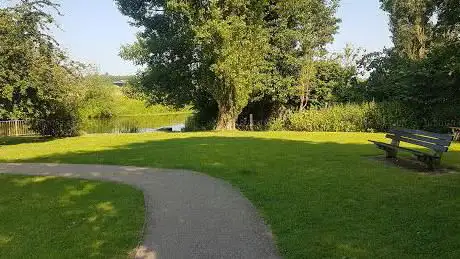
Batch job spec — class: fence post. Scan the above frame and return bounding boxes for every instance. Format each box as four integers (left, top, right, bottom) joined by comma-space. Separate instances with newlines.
249, 114, 254, 131
14, 120, 19, 136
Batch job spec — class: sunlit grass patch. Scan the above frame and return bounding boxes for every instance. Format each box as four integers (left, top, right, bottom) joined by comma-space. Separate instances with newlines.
0, 175, 144, 259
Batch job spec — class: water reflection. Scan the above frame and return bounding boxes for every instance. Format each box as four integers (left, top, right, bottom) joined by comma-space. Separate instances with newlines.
81, 114, 190, 134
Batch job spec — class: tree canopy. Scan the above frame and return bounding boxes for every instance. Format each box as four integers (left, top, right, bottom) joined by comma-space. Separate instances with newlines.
117, 0, 340, 130
380, 0, 436, 60
363, 0, 460, 131
0, 0, 82, 136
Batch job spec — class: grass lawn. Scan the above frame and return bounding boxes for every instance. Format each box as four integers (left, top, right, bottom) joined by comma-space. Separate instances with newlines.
0, 174, 144, 259
1, 132, 459, 258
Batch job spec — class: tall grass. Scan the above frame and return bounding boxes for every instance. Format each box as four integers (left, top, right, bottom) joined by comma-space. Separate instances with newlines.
270, 102, 423, 132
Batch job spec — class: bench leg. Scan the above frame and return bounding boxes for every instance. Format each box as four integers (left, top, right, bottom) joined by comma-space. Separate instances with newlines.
427, 157, 441, 171
385, 149, 398, 159
386, 139, 400, 158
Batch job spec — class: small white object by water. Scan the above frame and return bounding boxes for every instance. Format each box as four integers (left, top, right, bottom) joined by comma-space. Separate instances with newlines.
172, 124, 185, 132
154, 124, 185, 132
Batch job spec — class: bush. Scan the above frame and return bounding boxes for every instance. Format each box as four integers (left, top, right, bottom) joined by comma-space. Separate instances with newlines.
29, 101, 82, 137
267, 116, 286, 131
274, 102, 450, 133
365, 102, 419, 131
185, 113, 216, 131
78, 76, 118, 119
120, 82, 147, 101
185, 91, 218, 131
284, 103, 370, 132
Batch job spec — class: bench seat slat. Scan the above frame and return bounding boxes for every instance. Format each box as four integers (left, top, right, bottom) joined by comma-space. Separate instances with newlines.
369, 140, 438, 157
386, 134, 449, 152
388, 129, 452, 146
392, 128, 453, 141
370, 128, 453, 170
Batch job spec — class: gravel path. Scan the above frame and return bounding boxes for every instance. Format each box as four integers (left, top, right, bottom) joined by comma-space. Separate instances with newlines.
0, 163, 280, 259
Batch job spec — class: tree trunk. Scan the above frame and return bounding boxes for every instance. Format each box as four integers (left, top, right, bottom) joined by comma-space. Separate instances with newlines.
299, 89, 309, 111
299, 94, 305, 111
216, 104, 237, 130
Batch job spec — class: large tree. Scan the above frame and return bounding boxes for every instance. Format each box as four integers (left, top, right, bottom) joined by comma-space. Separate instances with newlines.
191, 1, 270, 130
380, 0, 436, 60
0, 0, 82, 136
265, 0, 340, 110
433, 0, 460, 44
117, 0, 340, 129
117, 0, 197, 109
118, 0, 269, 130
364, 0, 460, 131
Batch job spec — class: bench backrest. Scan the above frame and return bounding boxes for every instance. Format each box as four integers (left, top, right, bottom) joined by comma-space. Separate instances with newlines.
386, 128, 453, 153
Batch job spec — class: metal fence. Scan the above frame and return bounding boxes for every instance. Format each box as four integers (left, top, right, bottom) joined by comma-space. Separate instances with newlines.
0, 120, 36, 136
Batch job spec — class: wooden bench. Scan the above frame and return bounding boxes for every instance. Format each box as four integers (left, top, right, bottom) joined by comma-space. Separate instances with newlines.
450, 127, 460, 141
369, 128, 454, 170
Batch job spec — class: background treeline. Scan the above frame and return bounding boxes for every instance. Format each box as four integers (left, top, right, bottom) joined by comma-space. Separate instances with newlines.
2, 0, 458, 136
0, 1, 182, 137
118, 0, 459, 132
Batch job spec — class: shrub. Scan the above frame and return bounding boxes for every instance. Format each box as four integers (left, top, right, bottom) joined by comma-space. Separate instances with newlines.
78, 76, 118, 119
281, 103, 370, 132
267, 116, 286, 131
365, 102, 419, 131
185, 91, 218, 131
275, 102, 448, 133
185, 113, 216, 131
29, 101, 82, 137
120, 82, 147, 101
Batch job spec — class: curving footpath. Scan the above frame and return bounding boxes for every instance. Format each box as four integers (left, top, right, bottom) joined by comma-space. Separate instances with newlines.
0, 163, 280, 259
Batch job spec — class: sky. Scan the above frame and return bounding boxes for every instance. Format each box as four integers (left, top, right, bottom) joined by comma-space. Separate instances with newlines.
3, 0, 394, 75
51, 1, 140, 75
330, 0, 393, 52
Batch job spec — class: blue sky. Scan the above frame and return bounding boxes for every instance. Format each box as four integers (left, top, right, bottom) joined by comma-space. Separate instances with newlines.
330, 0, 392, 52
6, 0, 393, 75
51, 1, 139, 75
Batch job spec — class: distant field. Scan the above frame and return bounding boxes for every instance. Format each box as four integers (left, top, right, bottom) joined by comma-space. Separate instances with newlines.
78, 78, 192, 119
0, 132, 459, 258
113, 93, 192, 116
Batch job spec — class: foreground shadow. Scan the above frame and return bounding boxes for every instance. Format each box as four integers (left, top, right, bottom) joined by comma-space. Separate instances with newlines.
1, 136, 460, 258
0, 136, 53, 146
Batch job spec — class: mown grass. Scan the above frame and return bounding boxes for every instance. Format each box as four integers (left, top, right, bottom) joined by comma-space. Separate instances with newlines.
0, 132, 459, 258
0, 174, 144, 259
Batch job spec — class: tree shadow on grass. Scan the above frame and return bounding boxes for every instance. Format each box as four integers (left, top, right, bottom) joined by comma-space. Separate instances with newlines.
4, 135, 458, 174
0, 174, 144, 259
2, 136, 460, 258
0, 136, 53, 146
369, 155, 460, 174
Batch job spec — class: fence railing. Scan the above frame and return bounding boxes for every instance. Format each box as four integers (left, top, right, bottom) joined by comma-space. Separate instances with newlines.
0, 120, 36, 136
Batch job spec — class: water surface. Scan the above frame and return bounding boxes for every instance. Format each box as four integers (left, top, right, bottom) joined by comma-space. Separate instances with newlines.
82, 114, 191, 134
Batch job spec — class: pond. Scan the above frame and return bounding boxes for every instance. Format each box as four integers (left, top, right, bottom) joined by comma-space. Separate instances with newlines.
81, 113, 191, 134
